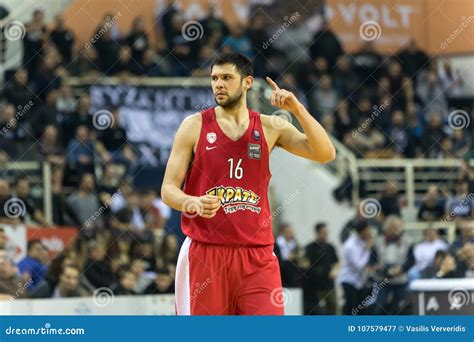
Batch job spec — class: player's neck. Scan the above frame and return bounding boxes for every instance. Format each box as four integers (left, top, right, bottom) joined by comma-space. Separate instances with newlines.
216, 104, 249, 124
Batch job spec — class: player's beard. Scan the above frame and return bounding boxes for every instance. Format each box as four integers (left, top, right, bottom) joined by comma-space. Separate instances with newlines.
214, 88, 244, 110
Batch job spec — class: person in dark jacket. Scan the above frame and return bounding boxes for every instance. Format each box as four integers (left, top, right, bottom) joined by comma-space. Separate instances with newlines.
301, 222, 339, 315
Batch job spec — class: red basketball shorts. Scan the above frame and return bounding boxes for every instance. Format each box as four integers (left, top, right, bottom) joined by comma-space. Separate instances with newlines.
175, 237, 284, 315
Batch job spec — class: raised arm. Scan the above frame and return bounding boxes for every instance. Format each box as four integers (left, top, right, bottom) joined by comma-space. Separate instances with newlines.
161, 114, 221, 218
266, 77, 336, 163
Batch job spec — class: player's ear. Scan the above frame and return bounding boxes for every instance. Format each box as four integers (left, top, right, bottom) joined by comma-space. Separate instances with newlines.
243, 75, 253, 91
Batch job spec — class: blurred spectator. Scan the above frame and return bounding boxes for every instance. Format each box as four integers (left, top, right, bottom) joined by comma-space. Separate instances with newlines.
302, 222, 338, 315
338, 220, 374, 315
66, 173, 102, 233
66, 125, 94, 175
31, 53, 61, 102
140, 49, 166, 77
352, 41, 382, 87
420, 113, 446, 158
309, 20, 342, 70
332, 54, 358, 98
50, 15, 75, 63
124, 17, 149, 68
346, 119, 385, 158
111, 191, 145, 233
276, 223, 299, 261
396, 39, 429, 81
0, 104, 29, 156
93, 15, 120, 75
222, 23, 254, 59
84, 240, 115, 289
3, 68, 36, 109
32, 90, 61, 139
416, 70, 448, 117
0, 179, 20, 225
38, 125, 65, 168
374, 216, 414, 314
388, 110, 413, 157
411, 228, 448, 281
333, 99, 356, 141
166, 13, 197, 76
311, 74, 338, 119
445, 180, 473, 220
18, 239, 48, 291
55, 85, 77, 116
95, 107, 135, 172
438, 60, 463, 97
31, 265, 81, 298
22, 9, 48, 73
13, 176, 47, 225
421, 250, 462, 278
0, 249, 27, 298
69, 47, 101, 79
451, 221, 474, 254
112, 264, 137, 295
452, 130, 471, 159
417, 185, 445, 221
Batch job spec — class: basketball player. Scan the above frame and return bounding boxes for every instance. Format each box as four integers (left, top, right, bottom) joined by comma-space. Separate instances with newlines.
162, 53, 335, 315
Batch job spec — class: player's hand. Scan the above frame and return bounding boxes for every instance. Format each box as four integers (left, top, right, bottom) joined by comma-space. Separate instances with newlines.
266, 77, 301, 113
182, 195, 221, 219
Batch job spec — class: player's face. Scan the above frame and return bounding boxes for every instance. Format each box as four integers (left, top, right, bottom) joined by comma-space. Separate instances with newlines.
211, 64, 251, 109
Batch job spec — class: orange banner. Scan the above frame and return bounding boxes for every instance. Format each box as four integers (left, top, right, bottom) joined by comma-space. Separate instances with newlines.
61, 0, 473, 55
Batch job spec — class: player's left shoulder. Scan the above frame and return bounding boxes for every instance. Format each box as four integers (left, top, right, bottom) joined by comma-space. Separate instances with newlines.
259, 113, 292, 131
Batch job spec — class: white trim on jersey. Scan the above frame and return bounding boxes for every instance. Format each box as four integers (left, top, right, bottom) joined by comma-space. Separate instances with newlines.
175, 237, 192, 315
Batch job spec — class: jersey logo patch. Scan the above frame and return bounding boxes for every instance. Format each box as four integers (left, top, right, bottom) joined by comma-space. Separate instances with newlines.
206, 186, 261, 214
207, 132, 217, 144
253, 129, 260, 141
248, 143, 261, 160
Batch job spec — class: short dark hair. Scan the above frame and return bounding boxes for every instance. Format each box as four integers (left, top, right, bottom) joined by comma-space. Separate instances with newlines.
435, 250, 447, 260
14, 175, 28, 187
211, 52, 253, 78
355, 220, 369, 234
315, 222, 327, 233
27, 239, 43, 252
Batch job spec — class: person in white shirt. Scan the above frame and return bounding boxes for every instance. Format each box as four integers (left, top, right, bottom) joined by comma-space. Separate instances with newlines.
409, 228, 448, 282
337, 220, 374, 315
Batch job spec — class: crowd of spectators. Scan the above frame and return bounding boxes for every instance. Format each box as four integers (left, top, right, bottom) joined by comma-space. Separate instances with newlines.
0, 5, 472, 314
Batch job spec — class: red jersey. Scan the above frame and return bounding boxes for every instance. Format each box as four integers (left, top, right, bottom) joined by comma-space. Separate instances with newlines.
181, 107, 273, 246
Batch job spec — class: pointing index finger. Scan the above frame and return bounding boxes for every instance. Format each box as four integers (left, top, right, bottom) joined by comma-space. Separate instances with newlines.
266, 77, 280, 90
